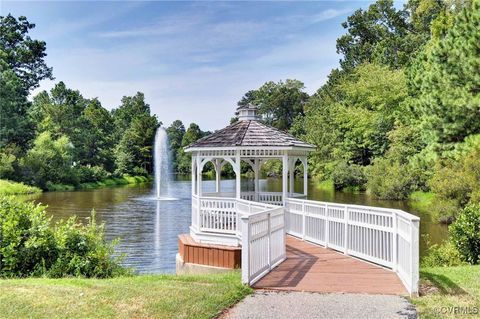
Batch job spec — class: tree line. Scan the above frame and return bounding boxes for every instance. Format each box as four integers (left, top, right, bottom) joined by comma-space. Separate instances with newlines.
195, 0, 478, 223
0, 15, 162, 190
2, 0, 480, 223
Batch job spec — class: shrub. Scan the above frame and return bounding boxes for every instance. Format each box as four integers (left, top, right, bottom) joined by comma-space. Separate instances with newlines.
429, 146, 480, 216
48, 213, 128, 278
0, 152, 15, 179
45, 182, 75, 192
330, 162, 367, 191
429, 162, 471, 208
75, 165, 110, 184
422, 241, 464, 267
0, 180, 41, 196
0, 196, 127, 278
0, 197, 57, 277
450, 203, 480, 264
367, 158, 415, 200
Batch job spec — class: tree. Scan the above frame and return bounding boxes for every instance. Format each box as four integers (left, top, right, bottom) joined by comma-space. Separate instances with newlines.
0, 61, 34, 150
21, 132, 74, 189
166, 120, 185, 172
408, 1, 480, 145
112, 92, 152, 137
0, 14, 53, 90
177, 123, 204, 174
304, 63, 407, 170
112, 92, 159, 175
114, 113, 158, 176
237, 79, 309, 131
80, 99, 116, 170
337, 0, 443, 70
30, 82, 87, 138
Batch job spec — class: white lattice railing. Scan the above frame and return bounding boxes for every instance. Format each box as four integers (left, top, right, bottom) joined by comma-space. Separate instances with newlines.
240, 206, 286, 285
202, 191, 305, 206
285, 198, 420, 295
190, 195, 285, 285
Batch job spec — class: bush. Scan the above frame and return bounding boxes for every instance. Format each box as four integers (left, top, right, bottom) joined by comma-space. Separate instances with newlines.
450, 203, 480, 264
422, 241, 464, 267
0, 152, 15, 179
0, 197, 57, 277
0, 180, 41, 196
429, 146, 480, 216
367, 158, 415, 199
0, 196, 127, 278
75, 165, 110, 184
330, 162, 367, 191
48, 214, 127, 278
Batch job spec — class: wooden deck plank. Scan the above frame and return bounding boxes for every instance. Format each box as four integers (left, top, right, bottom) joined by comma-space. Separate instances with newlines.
254, 236, 407, 295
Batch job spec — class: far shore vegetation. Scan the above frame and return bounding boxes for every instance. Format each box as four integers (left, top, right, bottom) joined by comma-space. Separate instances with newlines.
0, 180, 41, 196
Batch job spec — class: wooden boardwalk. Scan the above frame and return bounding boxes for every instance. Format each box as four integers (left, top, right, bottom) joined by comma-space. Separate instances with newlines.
254, 236, 407, 295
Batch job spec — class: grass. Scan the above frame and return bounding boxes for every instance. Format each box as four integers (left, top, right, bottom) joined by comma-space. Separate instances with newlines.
412, 265, 480, 318
0, 180, 42, 196
0, 272, 252, 319
77, 175, 151, 190
43, 175, 152, 192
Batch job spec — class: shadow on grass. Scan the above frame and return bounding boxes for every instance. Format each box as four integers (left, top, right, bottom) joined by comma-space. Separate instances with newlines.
420, 270, 467, 296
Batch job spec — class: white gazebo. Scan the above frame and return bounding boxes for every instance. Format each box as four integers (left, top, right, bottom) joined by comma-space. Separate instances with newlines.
185, 104, 315, 245
178, 105, 419, 296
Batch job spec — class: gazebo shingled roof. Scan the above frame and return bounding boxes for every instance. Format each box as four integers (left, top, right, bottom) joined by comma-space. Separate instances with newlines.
186, 119, 315, 149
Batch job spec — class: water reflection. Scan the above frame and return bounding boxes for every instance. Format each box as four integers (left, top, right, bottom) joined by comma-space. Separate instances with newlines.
33, 177, 447, 273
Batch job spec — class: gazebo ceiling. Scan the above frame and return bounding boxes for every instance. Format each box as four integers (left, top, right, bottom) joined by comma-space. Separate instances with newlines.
185, 120, 315, 150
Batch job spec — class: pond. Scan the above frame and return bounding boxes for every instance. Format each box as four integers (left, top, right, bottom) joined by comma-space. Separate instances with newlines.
33, 177, 447, 274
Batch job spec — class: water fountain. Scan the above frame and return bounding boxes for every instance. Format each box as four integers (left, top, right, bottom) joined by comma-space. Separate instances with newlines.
153, 127, 174, 200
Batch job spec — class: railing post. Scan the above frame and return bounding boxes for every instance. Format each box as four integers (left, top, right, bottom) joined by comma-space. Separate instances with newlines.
344, 206, 349, 254
302, 201, 306, 240
268, 212, 272, 270
198, 197, 202, 231
241, 215, 250, 284
325, 203, 329, 248
392, 211, 397, 272
410, 219, 420, 296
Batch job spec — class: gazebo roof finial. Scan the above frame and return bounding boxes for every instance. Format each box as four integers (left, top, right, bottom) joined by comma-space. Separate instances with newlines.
236, 103, 259, 121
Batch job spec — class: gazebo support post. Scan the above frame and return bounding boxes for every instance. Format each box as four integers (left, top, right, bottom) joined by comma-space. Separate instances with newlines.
191, 156, 196, 195
196, 156, 202, 197
235, 151, 241, 199
254, 159, 260, 201
289, 158, 295, 197
282, 154, 288, 205
214, 159, 222, 193
302, 157, 308, 197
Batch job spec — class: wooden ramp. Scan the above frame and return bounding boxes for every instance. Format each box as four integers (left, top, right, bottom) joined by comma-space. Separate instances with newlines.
254, 236, 407, 295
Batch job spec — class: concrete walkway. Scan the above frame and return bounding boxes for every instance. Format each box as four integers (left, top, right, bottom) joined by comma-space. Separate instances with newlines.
221, 291, 417, 319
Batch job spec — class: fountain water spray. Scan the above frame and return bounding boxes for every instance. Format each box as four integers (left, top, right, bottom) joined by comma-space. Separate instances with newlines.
153, 127, 172, 199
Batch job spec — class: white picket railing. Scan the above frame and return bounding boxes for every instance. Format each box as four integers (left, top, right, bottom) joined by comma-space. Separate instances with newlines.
190, 195, 286, 285
285, 198, 420, 295
197, 197, 238, 234
240, 206, 286, 285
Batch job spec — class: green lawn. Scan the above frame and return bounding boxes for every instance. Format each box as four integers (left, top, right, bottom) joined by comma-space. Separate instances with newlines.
413, 265, 480, 318
0, 180, 42, 196
0, 272, 252, 319
77, 175, 151, 190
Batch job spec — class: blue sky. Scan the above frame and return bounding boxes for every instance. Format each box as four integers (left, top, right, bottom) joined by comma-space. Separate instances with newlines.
2, 1, 380, 130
